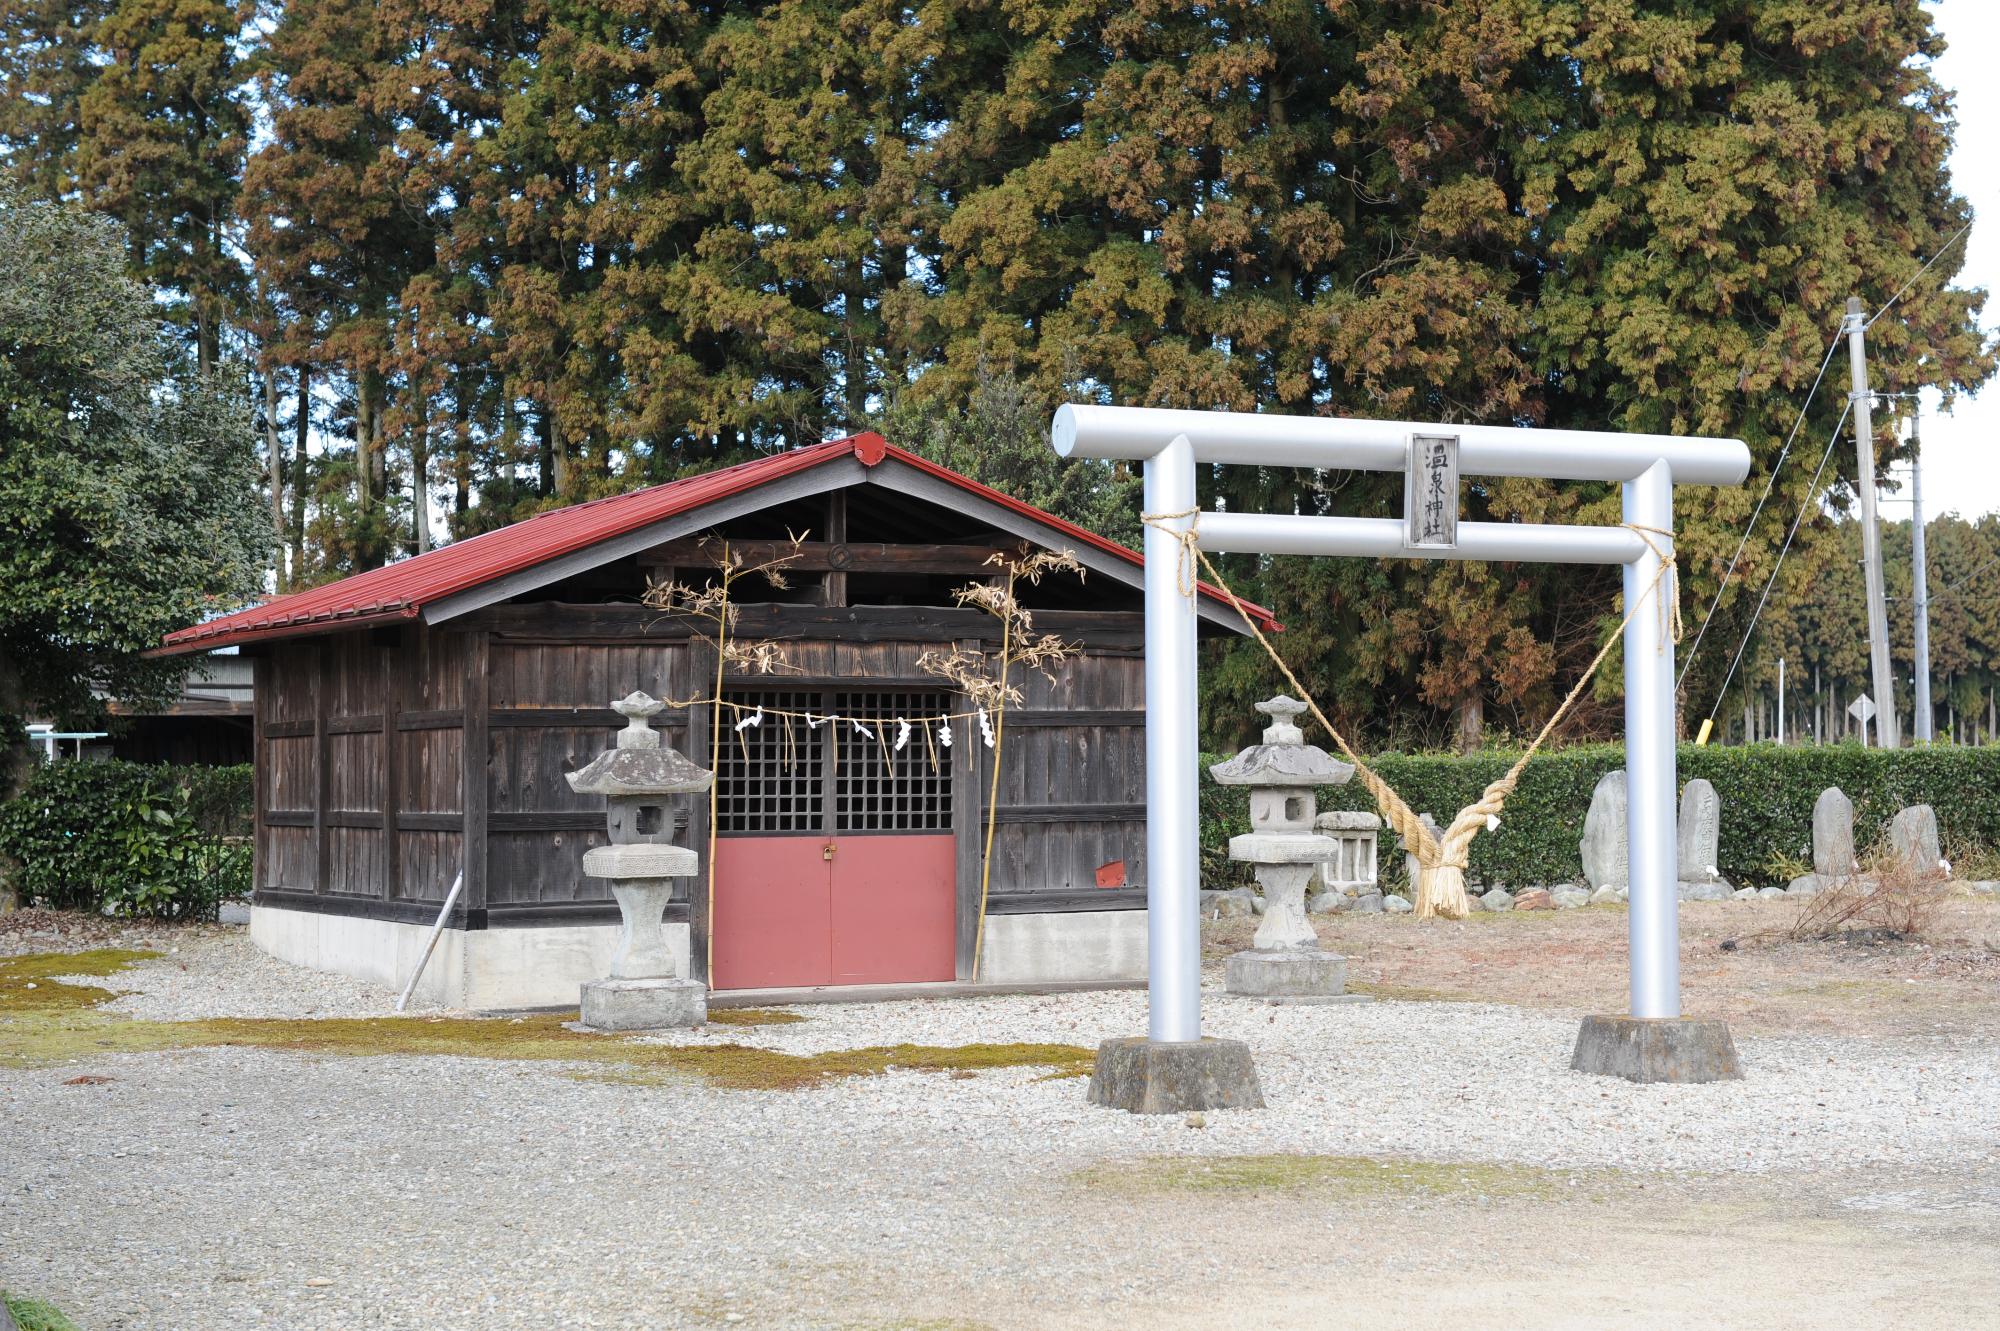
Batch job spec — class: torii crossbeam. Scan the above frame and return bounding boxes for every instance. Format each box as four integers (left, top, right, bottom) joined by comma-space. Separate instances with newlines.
1052, 405, 1753, 1112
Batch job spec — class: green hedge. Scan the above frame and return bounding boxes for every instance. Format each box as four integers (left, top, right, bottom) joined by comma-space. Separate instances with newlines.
1201, 743, 2000, 891
0, 760, 253, 920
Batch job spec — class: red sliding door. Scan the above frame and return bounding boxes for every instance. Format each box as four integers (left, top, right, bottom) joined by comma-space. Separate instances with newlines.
710, 690, 957, 991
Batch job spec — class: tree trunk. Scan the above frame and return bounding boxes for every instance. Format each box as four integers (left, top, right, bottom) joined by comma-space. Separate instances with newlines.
412, 391, 431, 555
537, 407, 555, 497
355, 366, 375, 516
264, 365, 285, 586
0, 648, 29, 911
291, 365, 309, 586
1455, 691, 1482, 754
453, 372, 470, 522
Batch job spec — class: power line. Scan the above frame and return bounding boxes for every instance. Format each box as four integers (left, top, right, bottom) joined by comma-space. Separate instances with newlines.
1866, 216, 1976, 328
1678, 329, 1843, 688
1682, 217, 1975, 694
1705, 401, 1852, 724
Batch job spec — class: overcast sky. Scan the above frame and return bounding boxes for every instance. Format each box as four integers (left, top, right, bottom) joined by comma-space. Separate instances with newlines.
1908, 0, 1998, 518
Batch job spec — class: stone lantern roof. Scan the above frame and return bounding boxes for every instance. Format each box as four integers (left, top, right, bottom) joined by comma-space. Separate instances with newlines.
1207, 696, 1353, 788
565, 692, 714, 797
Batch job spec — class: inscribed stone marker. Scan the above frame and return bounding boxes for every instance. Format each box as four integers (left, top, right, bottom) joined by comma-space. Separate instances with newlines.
1675, 779, 1731, 900
1813, 788, 1857, 879
1580, 770, 1629, 890
1889, 805, 1942, 876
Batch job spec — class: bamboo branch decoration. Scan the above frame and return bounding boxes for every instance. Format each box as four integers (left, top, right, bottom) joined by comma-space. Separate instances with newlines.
920, 549, 1085, 980
641, 530, 809, 979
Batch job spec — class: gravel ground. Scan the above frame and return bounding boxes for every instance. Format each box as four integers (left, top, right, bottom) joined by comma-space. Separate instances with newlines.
53, 929, 459, 1022
4, 930, 1999, 1329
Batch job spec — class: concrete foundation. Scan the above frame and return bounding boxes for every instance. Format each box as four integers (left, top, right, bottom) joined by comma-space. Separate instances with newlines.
1224, 948, 1351, 999
1570, 1014, 1743, 1084
1087, 1036, 1265, 1114
254, 903, 1142, 1008
979, 909, 1146, 985
580, 977, 707, 1031
250, 905, 691, 1011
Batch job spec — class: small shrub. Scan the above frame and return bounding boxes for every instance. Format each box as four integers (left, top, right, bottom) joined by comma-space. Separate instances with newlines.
0, 760, 250, 921
3, 1292, 82, 1331
1777, 851, 1945, 943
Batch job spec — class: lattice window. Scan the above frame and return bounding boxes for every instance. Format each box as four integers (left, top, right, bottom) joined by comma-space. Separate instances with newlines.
714, 689, 953, 836
715, 690, 825, 835
834, 691, 953, 833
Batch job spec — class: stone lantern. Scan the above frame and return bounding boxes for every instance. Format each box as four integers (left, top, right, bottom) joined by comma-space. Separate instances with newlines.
565, 691, 713, 1030
1207, 696, 1365, 1002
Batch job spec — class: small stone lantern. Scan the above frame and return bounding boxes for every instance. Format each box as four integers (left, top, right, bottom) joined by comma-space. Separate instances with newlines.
1208, 696, 1365, 1003
565, 691, 713, 1030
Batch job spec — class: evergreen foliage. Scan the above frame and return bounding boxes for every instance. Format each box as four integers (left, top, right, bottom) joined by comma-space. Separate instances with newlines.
0, 191, 268, 784
1, 2, 1991, 748
0, 760, 254, 919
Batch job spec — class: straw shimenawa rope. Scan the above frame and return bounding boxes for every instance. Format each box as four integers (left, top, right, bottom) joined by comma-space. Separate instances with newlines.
1144, 507, 1681, 919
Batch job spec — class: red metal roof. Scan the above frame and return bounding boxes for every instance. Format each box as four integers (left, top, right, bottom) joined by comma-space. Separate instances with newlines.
158, 432, 1277, 654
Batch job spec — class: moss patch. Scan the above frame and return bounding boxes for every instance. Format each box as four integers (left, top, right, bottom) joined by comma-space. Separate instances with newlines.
1077, 1153, 1604, 1202
1344, 980, 1465, 1004
3, 1291, 83, 1331
0, 951, 1091, 1090
571, 1041, 1095, 1090
705, 1007, 807, 1027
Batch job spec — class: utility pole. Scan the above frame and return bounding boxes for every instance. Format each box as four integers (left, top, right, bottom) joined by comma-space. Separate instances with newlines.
1777, 657, 1786, 745
1844, 296, 1900, 747
1909, 408, 1933, 742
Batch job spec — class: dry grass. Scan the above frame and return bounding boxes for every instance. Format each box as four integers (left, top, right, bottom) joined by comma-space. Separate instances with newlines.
1206, 898, 2000, 1038
1773, 852, 1947, 943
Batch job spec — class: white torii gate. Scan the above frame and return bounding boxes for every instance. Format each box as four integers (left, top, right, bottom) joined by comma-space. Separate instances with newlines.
1053, 405, 1753, 1107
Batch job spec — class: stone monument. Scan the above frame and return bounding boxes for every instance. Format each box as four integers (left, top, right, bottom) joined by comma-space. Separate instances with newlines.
1308, 808, 1385, 911
1580, 770, 1628, 893
1787, 787, 1857, 896
1675, 778, 1732, 901
1208, 696, 1366, 1004
1888, 805, 1944, 879
565, 691, 714, 1030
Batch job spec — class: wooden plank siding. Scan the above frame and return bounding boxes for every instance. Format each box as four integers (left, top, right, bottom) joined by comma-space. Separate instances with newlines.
255, 608, 1152, 933
254, 625, 470, 912
483, 637, 697, 917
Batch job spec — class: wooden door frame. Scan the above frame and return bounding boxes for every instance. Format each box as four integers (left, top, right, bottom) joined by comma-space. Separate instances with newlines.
697, 681, 960, 988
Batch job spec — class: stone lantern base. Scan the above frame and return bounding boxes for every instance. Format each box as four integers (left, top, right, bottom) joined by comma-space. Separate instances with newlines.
1224, 949, 1369, 1004
580, 976, 708, 1031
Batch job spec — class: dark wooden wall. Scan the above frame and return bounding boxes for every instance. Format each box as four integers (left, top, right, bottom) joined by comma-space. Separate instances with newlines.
253, 603, 1151, 956
255, 627, 468, 924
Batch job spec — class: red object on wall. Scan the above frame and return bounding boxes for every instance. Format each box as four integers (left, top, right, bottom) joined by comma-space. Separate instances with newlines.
710, 834, 955, 990
1095, 860, 1127, 889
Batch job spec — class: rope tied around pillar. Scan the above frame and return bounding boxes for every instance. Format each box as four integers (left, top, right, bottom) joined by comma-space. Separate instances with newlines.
1141, 508, 1682, 919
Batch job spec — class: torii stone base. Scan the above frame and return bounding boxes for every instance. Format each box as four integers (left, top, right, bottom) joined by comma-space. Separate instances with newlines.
1570, 1015, 1742, 1084
1087, 1037, 1265, 1114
